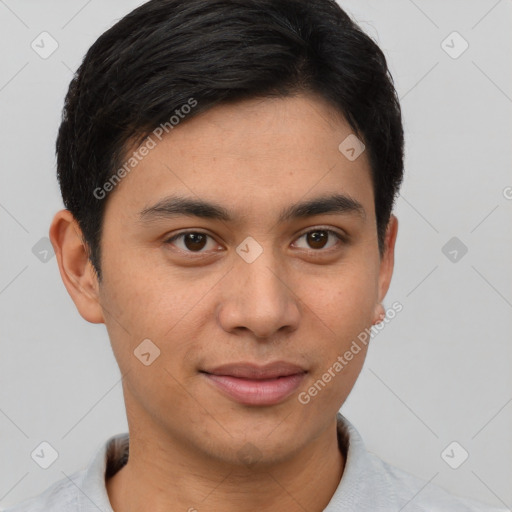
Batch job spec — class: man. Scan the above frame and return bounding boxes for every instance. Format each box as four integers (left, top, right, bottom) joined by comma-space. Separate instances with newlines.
4, 0, 506, 510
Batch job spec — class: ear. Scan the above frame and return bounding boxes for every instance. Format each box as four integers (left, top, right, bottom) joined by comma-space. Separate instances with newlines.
49, 209, 105, 324
373, 214, 399, 322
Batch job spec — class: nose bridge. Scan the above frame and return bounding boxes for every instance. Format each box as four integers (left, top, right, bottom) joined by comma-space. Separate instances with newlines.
241, 250, 285, 303
217, 242, 300, 337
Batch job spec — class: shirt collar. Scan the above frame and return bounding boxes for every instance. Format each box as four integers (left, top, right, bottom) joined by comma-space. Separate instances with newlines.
78, 433, 127, 511
324, 413, 397, 510
77, 412, 396, 511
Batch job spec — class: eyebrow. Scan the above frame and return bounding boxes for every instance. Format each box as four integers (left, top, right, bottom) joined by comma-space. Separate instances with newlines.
138, 193, 366, 224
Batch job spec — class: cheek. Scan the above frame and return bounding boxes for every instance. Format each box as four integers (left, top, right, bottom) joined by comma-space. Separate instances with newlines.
303, 262, 378, 335
100, 244, 177, 324
98, 254, 216, 371
295, 263, 377, 401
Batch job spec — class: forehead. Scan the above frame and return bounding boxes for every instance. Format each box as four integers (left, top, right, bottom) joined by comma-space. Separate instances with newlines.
104, 94, 375, 224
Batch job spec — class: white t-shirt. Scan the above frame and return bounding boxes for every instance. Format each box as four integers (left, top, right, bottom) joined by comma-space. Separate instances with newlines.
2, 413, 507, 511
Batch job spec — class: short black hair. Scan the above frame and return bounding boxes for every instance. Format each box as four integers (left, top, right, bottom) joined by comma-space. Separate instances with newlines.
56, 0, 404, 281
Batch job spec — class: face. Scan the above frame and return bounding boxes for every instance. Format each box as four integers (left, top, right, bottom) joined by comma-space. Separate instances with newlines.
53, 93, 397, 466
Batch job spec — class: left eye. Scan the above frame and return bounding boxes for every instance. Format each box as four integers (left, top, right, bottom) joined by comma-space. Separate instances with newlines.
164, 229, 345, 254
293, 229, 345, 251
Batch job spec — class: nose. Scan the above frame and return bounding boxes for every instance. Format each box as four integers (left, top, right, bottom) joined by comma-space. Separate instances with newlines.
216, 249, 301, 340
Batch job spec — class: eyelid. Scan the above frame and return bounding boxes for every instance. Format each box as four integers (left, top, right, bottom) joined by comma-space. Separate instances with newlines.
164, 226, 349, 254
295, 225, 349, 242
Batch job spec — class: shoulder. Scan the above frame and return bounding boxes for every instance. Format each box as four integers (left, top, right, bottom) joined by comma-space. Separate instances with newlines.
1, 469, 84, 512
334, 413, 507, 512
1, 432, 128, 512
368, 452, 507, 512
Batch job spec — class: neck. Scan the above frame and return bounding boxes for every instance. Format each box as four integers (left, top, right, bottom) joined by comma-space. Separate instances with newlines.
106, 416, 345, 512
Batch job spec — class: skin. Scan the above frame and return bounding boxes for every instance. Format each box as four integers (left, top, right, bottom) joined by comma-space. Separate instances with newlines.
49, 93, 398, 512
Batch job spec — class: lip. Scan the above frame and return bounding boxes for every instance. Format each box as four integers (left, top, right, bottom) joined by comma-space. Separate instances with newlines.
200, 361, 307, 406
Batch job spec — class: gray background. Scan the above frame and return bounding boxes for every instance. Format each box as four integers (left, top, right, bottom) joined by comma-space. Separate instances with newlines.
0, 0, 511, 509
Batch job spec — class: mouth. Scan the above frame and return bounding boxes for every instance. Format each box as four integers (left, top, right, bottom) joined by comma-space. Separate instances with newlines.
200, 361, 307, 406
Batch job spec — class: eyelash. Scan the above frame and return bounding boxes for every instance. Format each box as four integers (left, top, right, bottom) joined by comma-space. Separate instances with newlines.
163, 228, 348, 256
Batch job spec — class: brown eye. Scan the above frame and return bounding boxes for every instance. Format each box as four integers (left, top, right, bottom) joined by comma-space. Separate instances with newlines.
183, 233, 207, 251
306, 230, 329, 249
164, 231, 217, 253
293, 228, 345, 251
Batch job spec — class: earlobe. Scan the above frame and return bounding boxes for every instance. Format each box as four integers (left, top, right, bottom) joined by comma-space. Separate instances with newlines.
49, 210, 105, 324
372, 302, 386, 325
